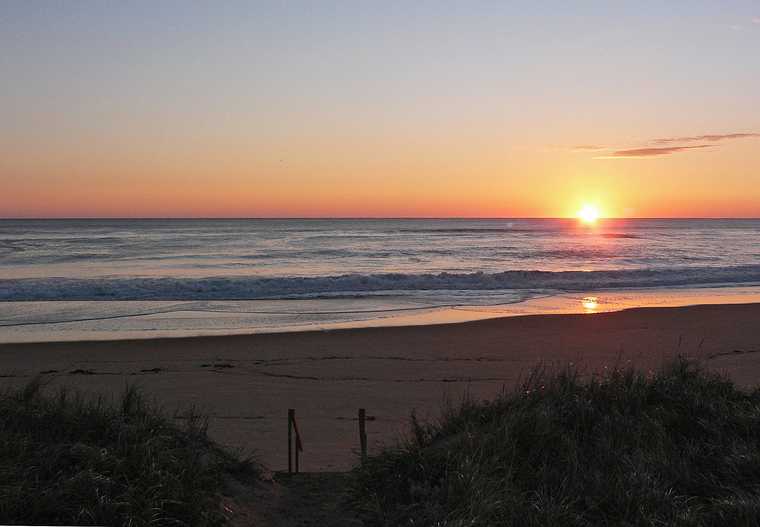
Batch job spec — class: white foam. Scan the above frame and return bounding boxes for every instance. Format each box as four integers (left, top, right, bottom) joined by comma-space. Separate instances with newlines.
3, 264, 760, 301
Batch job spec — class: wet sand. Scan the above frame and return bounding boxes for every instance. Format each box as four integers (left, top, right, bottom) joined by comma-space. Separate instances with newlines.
1, 302, 759, 471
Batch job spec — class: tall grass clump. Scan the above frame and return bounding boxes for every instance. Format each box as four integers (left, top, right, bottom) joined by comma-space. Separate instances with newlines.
351, 359, 760, 526
0, 379, 258, 526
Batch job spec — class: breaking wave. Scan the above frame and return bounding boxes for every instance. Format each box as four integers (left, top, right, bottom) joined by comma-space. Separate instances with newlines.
3, 264, 760, 301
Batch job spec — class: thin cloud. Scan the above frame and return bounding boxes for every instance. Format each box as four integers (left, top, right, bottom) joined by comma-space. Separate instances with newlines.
651, 133, 760, 144
597, 145, 713, 159
580, 132, 757, 159
753, 16, 760, 24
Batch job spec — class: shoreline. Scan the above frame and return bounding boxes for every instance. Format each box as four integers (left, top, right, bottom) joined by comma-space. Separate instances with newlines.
2, 302, 760, 471
3, 283, 760, 344
0, 298, 758, 348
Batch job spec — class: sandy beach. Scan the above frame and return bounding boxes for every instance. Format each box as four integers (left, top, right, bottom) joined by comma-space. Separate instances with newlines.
2, 302, 759, 472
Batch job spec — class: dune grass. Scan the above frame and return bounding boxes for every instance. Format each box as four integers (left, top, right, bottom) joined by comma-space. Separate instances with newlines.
350, 358, 760, 526
0, 378, 258, 526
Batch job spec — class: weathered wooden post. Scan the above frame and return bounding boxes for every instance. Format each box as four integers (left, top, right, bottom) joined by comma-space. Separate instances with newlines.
295, 428, 300, 474
288, 408, 294, 473
359, 408, 367, 463
287, 409, 305, 473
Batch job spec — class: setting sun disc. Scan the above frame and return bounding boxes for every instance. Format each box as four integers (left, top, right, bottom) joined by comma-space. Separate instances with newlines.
578, 205, 600, 224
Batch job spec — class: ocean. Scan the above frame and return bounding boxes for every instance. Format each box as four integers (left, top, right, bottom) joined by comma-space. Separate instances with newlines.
2, 218, 760, 342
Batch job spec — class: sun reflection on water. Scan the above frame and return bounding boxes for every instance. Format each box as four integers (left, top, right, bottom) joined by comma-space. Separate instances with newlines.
581, 296, 599, 312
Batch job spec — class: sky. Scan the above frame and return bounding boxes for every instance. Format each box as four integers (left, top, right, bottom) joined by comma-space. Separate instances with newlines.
1, 1, 759, 218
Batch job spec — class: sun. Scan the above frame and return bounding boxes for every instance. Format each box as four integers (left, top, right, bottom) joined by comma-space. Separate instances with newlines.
577, 204, 600, 224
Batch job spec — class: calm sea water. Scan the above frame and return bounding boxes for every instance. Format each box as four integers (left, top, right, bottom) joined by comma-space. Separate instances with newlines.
2, 218, 760, 341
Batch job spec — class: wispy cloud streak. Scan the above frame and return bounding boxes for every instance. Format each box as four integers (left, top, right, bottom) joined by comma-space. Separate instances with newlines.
651, 133, 760, 144
598, 145, 713, 158
586, 131, 759, 159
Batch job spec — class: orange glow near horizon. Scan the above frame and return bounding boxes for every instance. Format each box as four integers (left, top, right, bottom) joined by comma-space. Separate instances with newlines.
4, 142, 760, 219
4, 131, 760, 218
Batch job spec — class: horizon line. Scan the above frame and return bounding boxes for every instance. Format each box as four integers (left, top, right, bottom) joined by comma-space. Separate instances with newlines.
2, 216, 760, 221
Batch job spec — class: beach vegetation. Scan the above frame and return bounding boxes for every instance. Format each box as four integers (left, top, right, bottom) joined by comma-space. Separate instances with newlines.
350, 358, 760, 526
0, 379, 258, 526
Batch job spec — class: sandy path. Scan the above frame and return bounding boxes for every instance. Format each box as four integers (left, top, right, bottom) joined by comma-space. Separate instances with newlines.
1, 303, 759, 471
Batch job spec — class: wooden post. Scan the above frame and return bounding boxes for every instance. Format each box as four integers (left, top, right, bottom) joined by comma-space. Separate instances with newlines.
290, 410, 303, 474
295, 436, 300, 473
359, 408, 367, 463
288, 409, 294, 473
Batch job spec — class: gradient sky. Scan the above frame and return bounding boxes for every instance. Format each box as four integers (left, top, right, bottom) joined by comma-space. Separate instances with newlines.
2, 1, 759, 218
